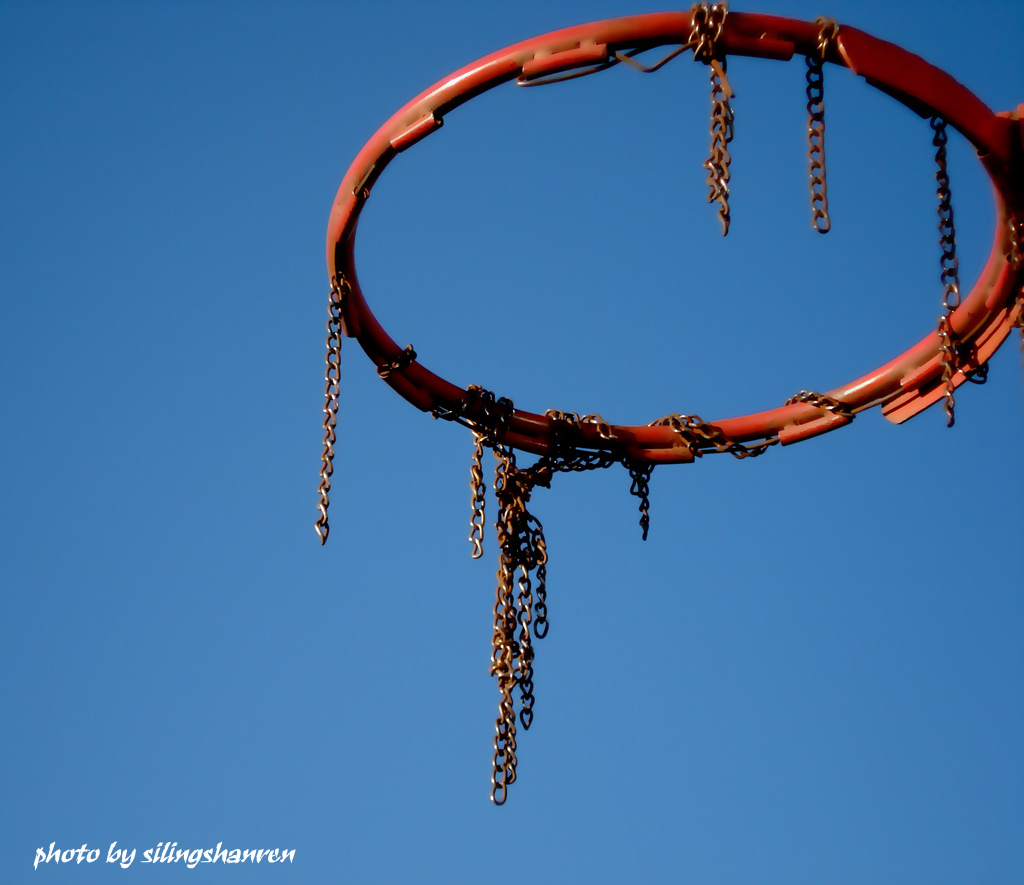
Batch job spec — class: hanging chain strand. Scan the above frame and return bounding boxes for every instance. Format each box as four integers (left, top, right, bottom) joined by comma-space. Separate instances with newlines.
932, 116, 960, 427
806, 17, 838, 233
691, 3, 733, 235
490, 445, 523, 805
1017, 284, 1024, 361
484, 427, 631, 804
1007, 217, 1024, 363
479, 399, 796, 801
627, 463, 654, 540
469, 432, 487, 559
315, 277, 346, 544
515, 560, 536, 730
706, 60, 734, 235
462, 385, 513, 559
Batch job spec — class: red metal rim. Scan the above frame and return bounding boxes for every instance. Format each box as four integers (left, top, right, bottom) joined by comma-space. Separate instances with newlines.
327, 11, 1023, 463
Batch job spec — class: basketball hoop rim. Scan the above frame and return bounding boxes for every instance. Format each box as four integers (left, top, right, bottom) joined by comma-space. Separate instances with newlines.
327, 11, 1024, 463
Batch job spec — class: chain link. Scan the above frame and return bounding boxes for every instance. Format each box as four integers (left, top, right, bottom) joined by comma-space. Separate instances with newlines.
544, 408, 582, 449
937, 314, 957, 425
515, 561, 536, 729
463, 386, 514, 559
1008, 215, 1023, 270
546, 410, 617, 444
1016, 285, 1024, 361
581, 413, 615, 440
469, 432, 487, 559
315, 276, 347, 544
650, 413, 779, 458
491, 445, 534, 803
806, 18, 838, 233
627, 463, 654, 540
479, 402, 789, 799
1008, 217, 1024, 362
932, 116, 960, 427
691, 3, 733, 235
377, 344, 417, 380
484, 429, 649, 803
690, 2, 728, 63
784, 389, 854, 418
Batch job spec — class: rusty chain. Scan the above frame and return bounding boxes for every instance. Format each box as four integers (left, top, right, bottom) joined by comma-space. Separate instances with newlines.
469, 431, 487, 559
1008, 215, 1023, 270
463, 386, 514, 559
315, 276, 347, 545
627, 463, 654, 540
315, 9, 1024, 812
1008, 217, 1024, 361
489, 443, 555, 804
932, 116, 960, 427
489, 444, 519, 805
784, 389, 855, 418
690, 2, 728, 65
690, 3, 733, 235
1017, 286, 1024, 360
480, 406, 670, 803
806, 17, 838, 233
377, 344, 417, 380
650, 413, 779, 459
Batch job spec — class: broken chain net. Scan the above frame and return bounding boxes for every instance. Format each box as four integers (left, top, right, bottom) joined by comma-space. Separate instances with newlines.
315, 11, 1017, 806
458, 396, 807, 803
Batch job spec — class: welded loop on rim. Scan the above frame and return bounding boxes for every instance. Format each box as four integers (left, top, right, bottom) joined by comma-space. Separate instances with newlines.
328, 11, 1024, 465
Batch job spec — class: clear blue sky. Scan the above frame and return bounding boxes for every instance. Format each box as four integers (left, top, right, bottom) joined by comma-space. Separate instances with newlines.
4, 1, 1022, 882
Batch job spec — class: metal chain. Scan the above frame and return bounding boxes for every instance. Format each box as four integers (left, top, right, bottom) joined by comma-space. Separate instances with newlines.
650, 413, 779, 459
1008, 217, 1024, 362
546, 410, 617, 445
706, 62, 734, 235
1017, 285, 1024, 360
515, 562, 536, 729
469, 431, 487, 559
1008, 215, 1023, 269
806, 18, 838, 233
489, 443, 558, 804
485, 431, 641, 803
627, 463, 654, 540
690, 2, 727, 63
315, 276, 347, 545
953, 343, 989, 384
463, 386, 514, 559
490, 445, 519, 805
530, 518, 549, 640
691, 3, 733, 235
480, 401, 789, 800
932, 116, 960, 427
784, 389, 855, 418
377, 344, 417, 380
544, 409, 582, 451
581, 413, 615, 440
